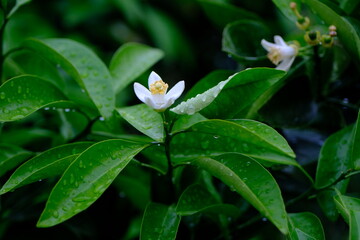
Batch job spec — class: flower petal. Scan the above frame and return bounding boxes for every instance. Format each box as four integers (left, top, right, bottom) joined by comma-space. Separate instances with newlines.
148, 71, 162, 87
134, 82, 151, 103
165, 81, 185, 102
261, 39, 278, 51
274, 35, 287, 47
276, 56, 295, 72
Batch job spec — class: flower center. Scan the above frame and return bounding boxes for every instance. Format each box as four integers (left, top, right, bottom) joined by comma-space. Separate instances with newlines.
150, 80, 168, 95
267, 48, 282, 65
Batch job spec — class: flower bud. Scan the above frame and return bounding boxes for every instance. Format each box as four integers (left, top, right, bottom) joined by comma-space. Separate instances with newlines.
304, 30, 321, 46
321, 35, 334, 48
296, 17, 310, 30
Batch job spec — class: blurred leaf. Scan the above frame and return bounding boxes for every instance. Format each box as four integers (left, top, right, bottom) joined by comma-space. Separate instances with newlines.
200, 68, 286, 119
176, 184, 240, 218
0, 75, 69, 122
7, 0, 31, 18
0, 142, 93, 194
113, 164, 151, 210
113, 0, 144, 26
334, 193, 360, 224
222, 20, 270, 63
37, 139, 148, 227
303, 0, 360, 67
171, 113, 207, 134
109, 43, 164, 93
140, 202, 181, 240
143, 7, 193, 65
138, 144, 168, 174
350, 211, 360, 240
5, 51, 65, 90
23, 38, 115, 120
198, 0, 261, 28
171, 119, 298, 167
272, 0, 301, 22
288, 212, 325, 240
315, 125, 353, 189
338, 0, 360, 14
192, 153, 288, 234
351, 110, 360, 169
0, 143, 33, 177
117, 104, 165, 142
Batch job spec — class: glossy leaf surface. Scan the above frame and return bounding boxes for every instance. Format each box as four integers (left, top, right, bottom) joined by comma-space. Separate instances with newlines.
192, 153, 288, 234
0, 142, 93, 194
37, 139, 148, 227
351, 110, 360, 169
315, 125, 353, 189
23, 38, 115, 119
140, 203, 181, 240
0, 75, 68, 122
288, 212, 325, 240
0, 144, 32, 177
117, 104, 165, 142
171, 119, 297, 167
176, 184, 240, 217
109, 42, 164, 93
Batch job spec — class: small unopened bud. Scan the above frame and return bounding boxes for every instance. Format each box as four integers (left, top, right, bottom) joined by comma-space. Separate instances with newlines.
321, 35, 334, 48
328, 25, 337, 37
290, 2, 297, 9
296, 17, 310, 30
304, 31, 321, 46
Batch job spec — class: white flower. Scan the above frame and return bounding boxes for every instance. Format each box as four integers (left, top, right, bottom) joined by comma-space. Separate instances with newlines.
261, 35, 298, 71
133, 71, 185, 111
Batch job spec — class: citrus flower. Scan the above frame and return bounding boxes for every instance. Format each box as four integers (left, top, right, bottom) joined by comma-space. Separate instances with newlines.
261, 35, 298, 71
133, 71, 185, 111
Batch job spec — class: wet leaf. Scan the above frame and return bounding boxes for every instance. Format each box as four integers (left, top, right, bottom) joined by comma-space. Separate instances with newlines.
288, 212, 325, 240
191, 153, 288, 234
37, 139, 148, 227
0, 143, 33, 177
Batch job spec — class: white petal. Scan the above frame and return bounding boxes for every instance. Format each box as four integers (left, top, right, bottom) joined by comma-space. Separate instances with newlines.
165, 81, 185, 102
144, 95, 158, 109
148, 71, 162, 87
280, 45, 296, 58
274, 35, 287, 47
276, 56, 295, 71
134, 82, 151, 103
261, 39, 278, 51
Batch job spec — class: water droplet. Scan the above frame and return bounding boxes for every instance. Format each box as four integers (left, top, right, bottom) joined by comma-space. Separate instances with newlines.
202, 96, 207, 102
245, 161, 251, 167
262, 217, 267, 222
64, 108, 71, 112
53, 210, 59, 218
17, 86, 22, 94
213, 135, 220, 139
0, 92, 5, 99
242, 143, 250, 152
44, 107, 50, 110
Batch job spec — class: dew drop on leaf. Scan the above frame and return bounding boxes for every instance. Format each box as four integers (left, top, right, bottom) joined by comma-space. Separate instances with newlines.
0, 92, 5, 99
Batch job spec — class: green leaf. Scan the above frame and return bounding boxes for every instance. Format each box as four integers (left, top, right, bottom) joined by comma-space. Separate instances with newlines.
272, 0, 301, 22
37, 139, 148, 227
222, 20, 270, 63
315, 125, 353, 189
201, 68, 286, 119
176, 184, 240, 218
339, 0, 360, 14
288, 212, 325, 240
0, 142, 93, 194
171, 76, 230, 115
23, 38, 115, 120
198, 0, 261, 28
303, 0, 360, 67
117, 104, 165, 142
109, 42, 164, 93
334, 193, 360, 224
0, 75, 69, 122
7, 0, 31, 18
192, 154, 288, 234
171, 113, 207, 134
140, 202, 181, 240
350, 211, 360, 240
0, 144, 33, 177
171, 119, 298, 167
351, 110, 360, 169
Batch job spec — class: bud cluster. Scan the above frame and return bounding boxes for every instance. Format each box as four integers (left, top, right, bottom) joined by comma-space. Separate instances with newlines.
290, 2, 337, 48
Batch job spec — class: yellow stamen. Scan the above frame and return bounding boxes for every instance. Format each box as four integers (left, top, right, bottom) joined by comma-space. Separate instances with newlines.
150, 80, 168, 95
267, 48, 282, 65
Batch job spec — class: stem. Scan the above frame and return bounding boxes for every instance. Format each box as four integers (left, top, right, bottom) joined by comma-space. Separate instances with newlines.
68, 116, 99, 143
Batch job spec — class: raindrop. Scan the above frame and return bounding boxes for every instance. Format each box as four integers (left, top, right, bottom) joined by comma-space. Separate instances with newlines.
53, 210, 59, 218
242, 143, 250, 152
245, 161, 251, 167
213, 135, 220, 139
99, 117, 105, 121
262, 217, 267, 222
202, 96, 207, 102
64, 108, 71, 112
17, 86, 22, 94
0, 92, 5, 99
